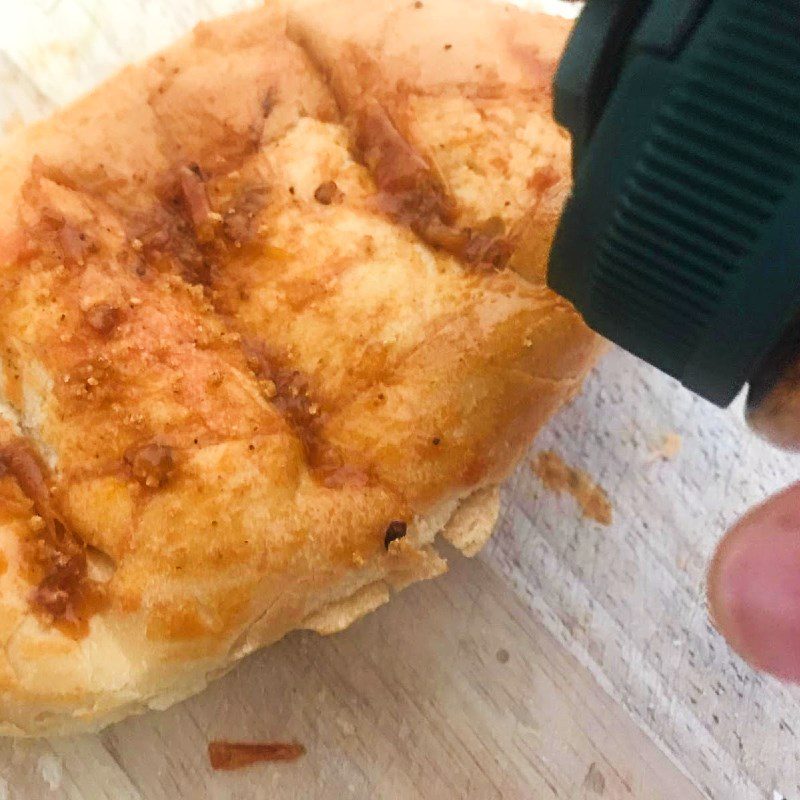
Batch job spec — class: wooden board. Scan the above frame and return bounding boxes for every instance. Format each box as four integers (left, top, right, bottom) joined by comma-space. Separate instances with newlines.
0, 2, 798, 799
0, 554, 702, 800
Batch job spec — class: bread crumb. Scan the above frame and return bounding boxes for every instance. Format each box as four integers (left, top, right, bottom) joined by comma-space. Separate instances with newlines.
37, 754, 63, 791
532, 451, 612, 526
650, 432, 682, 461
208, 741, 305, 771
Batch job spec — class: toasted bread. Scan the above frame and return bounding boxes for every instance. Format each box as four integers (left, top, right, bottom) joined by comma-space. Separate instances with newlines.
0, 0, 599, 735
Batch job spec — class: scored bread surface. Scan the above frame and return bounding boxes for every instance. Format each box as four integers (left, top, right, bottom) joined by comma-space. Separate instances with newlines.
0, 0, 599, 735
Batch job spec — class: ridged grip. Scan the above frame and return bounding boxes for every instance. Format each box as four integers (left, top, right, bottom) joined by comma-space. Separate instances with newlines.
549, 0, 800, 405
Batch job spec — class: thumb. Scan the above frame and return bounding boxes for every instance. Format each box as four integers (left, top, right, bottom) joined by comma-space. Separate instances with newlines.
709, 482, 800, 682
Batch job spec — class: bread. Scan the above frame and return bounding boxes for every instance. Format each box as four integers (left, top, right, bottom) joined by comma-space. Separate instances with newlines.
0, 0, 600, 735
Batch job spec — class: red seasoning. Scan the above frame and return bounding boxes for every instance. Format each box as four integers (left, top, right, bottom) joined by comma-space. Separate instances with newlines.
208, 741, 306, 771
0, 438, 108, 637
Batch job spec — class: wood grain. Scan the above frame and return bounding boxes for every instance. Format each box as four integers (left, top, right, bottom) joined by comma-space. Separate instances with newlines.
0, 553, 703, 800
0, 2, 797, 799
510, 348, 800, 800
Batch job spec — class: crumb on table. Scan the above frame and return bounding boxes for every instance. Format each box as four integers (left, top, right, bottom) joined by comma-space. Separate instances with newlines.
531, 451, 612, 526
208, 741, 306, 771
650, 432, 682, 461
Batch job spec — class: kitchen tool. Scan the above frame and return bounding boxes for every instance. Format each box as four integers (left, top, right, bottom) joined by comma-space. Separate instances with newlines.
548, 0, 800, 446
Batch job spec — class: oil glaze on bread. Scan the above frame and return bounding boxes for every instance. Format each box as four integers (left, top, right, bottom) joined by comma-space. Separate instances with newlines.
0, 0, 600, 735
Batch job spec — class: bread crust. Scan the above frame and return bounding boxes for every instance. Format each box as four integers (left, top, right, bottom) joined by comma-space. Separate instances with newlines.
0, 0, 600, 735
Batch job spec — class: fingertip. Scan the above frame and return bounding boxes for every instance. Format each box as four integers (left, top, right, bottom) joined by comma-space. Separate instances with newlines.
708, 483, 800, 683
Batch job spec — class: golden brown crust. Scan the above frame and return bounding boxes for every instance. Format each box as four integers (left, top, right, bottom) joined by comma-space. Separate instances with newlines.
0, 0, 600, 735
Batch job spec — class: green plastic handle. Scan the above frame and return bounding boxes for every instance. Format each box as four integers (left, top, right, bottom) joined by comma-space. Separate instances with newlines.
548, 0, 800, 406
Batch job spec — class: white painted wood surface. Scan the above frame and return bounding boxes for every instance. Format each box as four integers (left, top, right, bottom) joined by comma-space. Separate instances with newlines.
0, 2, 798, 799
